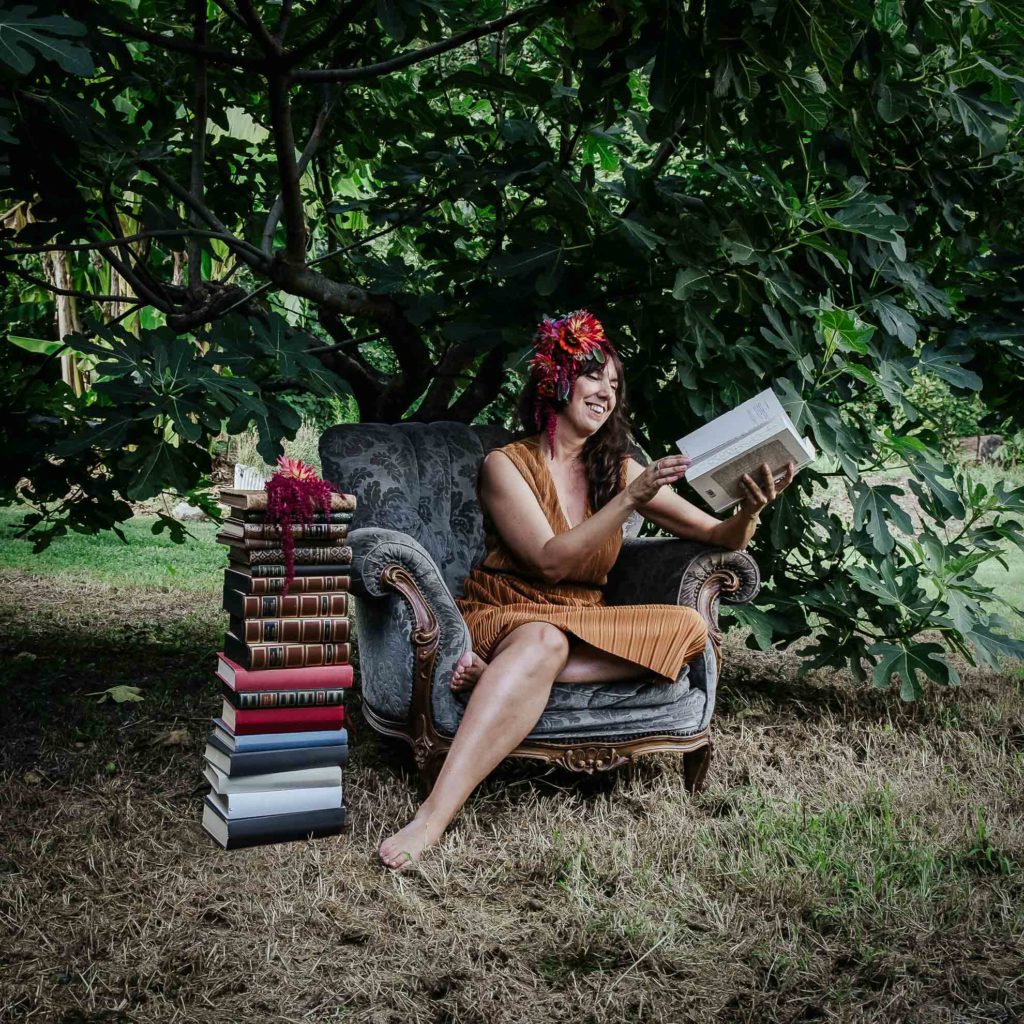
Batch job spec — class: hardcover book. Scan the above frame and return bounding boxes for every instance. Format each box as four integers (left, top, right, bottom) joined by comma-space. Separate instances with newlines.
237, 509, 352, 524
222, 588, 350, 620
675, 387, 816, 512
204, 737, 349, 777
219, 488, 357, 512
222, 541, 354, 566
221, 683, 346, 710
220, 699, 345, 734
216, 652, 354, 690
202, 794, 347, 849
203, 767, 343, 818
242, 563, 353, 579
221, 520, 350, 543
229, 614, 350, 645
210, 721, 348, 753
223, 568, 351, 594
204, 761, 343, 792
222, 634, 352, 671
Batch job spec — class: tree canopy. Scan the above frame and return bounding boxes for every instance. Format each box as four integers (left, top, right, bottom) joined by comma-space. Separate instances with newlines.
2, 0, 1024, 696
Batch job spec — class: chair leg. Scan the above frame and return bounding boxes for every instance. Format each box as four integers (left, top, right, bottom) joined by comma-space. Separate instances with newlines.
418, 748, 446, 797
683, 740, 713, 794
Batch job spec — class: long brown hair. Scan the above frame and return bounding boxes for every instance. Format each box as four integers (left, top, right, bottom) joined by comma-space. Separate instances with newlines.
512, 346, 635, 512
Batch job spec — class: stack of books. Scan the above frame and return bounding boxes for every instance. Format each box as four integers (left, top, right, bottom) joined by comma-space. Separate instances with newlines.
201, 486, 357, 850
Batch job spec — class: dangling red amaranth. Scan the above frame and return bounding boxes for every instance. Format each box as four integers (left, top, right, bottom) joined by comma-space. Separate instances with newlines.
265, 457, 336, 593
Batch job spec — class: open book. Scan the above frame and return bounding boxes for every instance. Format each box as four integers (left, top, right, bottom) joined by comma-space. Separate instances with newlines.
675, 388, 816, 513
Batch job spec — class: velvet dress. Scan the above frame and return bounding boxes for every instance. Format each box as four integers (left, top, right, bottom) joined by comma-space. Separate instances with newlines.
454, 435, 709, 681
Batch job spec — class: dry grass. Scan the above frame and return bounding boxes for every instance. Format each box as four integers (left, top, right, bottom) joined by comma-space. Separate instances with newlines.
1, 571, 1023, 1024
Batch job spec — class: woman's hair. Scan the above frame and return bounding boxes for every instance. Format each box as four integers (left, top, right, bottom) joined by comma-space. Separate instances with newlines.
512, 345, 635, 513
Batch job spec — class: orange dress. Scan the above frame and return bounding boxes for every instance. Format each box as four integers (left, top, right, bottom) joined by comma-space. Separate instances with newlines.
454, 435, 709, 682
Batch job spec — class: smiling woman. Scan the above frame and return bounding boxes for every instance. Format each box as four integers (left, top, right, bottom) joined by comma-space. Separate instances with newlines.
377, 309, 794, 872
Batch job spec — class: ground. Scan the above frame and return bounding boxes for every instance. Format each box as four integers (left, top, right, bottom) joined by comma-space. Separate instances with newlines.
0, 506, 1022, 1024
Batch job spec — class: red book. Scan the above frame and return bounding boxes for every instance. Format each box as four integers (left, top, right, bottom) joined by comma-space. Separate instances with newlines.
216, 652, 354, 692
220, 700, 345, 735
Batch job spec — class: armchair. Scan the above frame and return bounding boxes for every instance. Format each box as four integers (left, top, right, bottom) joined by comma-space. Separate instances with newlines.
320, 421, 760, 794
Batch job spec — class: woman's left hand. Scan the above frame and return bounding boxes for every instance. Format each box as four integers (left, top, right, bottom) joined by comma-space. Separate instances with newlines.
739, 462, 796, 517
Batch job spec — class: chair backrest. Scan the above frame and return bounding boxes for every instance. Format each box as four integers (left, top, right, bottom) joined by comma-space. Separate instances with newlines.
319, 421, 511, 597
319, 420, 649, 597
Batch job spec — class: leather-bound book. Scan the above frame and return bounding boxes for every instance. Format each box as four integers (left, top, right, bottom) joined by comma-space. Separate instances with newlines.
223, 569, 351, 593
222, 634, 352, 671
229, 614, 350, 645
219, 489, 356, 512
222, 588, 350, 620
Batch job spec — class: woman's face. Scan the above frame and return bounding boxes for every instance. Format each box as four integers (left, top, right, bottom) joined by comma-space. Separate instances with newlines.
564, 359, 619, 435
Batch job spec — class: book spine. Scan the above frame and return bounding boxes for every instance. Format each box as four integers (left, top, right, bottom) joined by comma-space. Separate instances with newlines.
240, 510, 353, 524
223, 685, 346, 709
232, 523, 350, 542
243, 563, 352, 578
225, 634, 352, 670
218, 658, 354, 691
224, 590, 350, 618
225, 570, 351, 593
206, 742, 348, 776
225, 702, 346, 734
240, 545, 353, 566
220, 491, 357, 512
234, 616, 351, 644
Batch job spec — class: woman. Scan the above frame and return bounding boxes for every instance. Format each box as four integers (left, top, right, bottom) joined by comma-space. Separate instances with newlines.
379, 310, 794, 871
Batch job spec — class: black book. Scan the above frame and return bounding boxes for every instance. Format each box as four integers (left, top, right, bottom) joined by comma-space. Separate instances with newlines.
242, 563, 353, 578
204, 736, 349, 777
202, 794, 347, 850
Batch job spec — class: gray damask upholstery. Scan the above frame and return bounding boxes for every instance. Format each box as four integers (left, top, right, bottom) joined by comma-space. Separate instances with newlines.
320, 420, 757, 743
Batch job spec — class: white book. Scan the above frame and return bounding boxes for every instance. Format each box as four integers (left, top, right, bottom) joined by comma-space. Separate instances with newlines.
204, 765, 343, 819
675, 388, 816, 513
204, 762, 342, 793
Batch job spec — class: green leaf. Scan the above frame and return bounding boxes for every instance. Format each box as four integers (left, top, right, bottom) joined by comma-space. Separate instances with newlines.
850, 481, 913, 554
6, 333, 63, 355
618, 218, 664, 251
779, 71, 830, 130
817, 308, 875, 354
672, 267, 713, 300
868, 642, 957, 701
0, 6, 94, 76
916, 342, 982, 392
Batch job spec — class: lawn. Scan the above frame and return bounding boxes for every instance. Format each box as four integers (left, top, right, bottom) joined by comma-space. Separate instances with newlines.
1, 504, 1023, 1023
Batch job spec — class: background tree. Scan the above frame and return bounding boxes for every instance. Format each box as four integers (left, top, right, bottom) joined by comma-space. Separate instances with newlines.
2, 0, 1023, 695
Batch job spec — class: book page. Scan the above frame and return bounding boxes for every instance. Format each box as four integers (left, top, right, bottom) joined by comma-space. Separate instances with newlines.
675, 388, 787, 459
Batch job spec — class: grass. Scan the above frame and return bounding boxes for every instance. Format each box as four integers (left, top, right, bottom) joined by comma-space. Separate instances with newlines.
2, 494, 1023, 1022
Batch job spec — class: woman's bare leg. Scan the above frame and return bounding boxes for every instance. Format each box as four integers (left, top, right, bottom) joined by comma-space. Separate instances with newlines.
451, 636, 661, 693
379, 621, 569, 870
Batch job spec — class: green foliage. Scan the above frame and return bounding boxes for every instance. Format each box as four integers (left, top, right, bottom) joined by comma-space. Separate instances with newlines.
2, 0, 1024, 698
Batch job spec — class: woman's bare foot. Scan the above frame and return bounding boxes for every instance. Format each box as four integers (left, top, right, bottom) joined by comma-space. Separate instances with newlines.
379, 812, 445, 872
450, 650, 487, 693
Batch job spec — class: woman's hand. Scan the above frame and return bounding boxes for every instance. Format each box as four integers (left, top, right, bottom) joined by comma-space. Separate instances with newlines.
738, 462, 796, 517
625, 455, 693, 508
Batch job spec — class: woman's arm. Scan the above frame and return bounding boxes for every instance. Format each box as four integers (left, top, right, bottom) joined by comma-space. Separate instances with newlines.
622, 456, 795, 551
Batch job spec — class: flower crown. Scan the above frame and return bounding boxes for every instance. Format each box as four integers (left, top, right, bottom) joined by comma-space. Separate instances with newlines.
526, 309, 615, 456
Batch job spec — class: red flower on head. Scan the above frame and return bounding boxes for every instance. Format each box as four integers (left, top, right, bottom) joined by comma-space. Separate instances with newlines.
559, 309, 607, 358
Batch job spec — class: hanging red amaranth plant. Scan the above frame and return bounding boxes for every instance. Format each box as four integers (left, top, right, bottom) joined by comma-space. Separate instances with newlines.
265, 457, 335, 593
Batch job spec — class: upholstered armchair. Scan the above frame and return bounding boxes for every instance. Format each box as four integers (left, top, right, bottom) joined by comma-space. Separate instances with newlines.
320, 421, 760, 793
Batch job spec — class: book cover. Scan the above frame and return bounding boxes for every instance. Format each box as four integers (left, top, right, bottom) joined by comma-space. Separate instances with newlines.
203, 769, 343, 818
243, 563, 353, 579
229, 614, 350, 645
223, 569, 351, 594
219, 489, 356, 512
204, 761, 342, 792
211, 721, 348, 753
237, 509, 352, 524
216, 652, 354, 690
225, 544, 353, 566
220, 699, 345, 734
222, 588, 350, 620
204, 738, 348, 777
221, 520, 350, 543
220, 682, 346, 710
202, 795, 346, 849
222, 634, 352, 671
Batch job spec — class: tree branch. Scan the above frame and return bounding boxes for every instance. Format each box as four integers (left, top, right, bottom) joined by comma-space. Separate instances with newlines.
0, 227, 262, 258
234, 0, 282, 54
284, 0, 372, 65
83, 225, 172, 312
10, 267, 132, 303
274, 0, 296, 42
262, 86, 338, 256
447, 345, 510, 421
188, 0, 209, 295
316, 309, 385, 414
266, 74, 308, 264
292, 3, 551, 83
90, 5, 265, 70
210, 0, 251, 33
